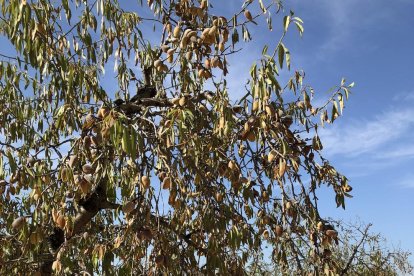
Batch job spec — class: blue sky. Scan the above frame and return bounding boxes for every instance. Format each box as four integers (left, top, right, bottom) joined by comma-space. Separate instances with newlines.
275, 0, 414, 257
206, 0, 414, 259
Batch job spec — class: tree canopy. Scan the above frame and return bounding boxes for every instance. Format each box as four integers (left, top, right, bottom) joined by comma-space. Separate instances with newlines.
0, 0, 360, 274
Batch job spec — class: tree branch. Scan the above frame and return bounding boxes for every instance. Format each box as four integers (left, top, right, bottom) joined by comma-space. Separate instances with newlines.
340, 224, 372, 276
39, 180, 119, 275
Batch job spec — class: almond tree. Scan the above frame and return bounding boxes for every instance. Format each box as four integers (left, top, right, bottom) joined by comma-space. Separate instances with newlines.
0, 0, 354, 274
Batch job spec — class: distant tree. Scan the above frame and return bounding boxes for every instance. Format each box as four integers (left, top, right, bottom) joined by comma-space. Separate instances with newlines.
247, 220, 413, 276
0, 0, 356, 274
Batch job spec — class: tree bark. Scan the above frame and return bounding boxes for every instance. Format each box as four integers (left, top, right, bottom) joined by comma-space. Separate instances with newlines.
39, 181, 119, 275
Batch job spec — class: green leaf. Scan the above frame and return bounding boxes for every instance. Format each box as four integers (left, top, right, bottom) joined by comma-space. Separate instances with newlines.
0, 156, 4, 179
293, 16, 304, 24
262, 45, 268, 55
294, 21, 304, 36
62, 0, 69, 11
130, 128, 137, 159
343, 87, 349, 99
281, 139, 288, 155
303, 91, 310, 108
6, 150, 17, 173
250, 63, 257, 79
283, 15, 290, 33
258, 0, 267, 12
281, 43, 291, 70
278, 43, 284, 68
338, 94, 344, 114
121, 127, 130, 154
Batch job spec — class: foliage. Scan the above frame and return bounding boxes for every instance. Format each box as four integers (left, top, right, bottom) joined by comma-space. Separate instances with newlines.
0, 0, 355, 274
247, 220, 413, 275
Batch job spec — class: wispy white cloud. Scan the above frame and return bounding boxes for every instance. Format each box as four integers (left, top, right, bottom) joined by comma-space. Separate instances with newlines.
392, 91, 414, 102
319, 108, 414, 157
375, 144, 414, 159
289, 0, 402, 59
396, 173, 414, 189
